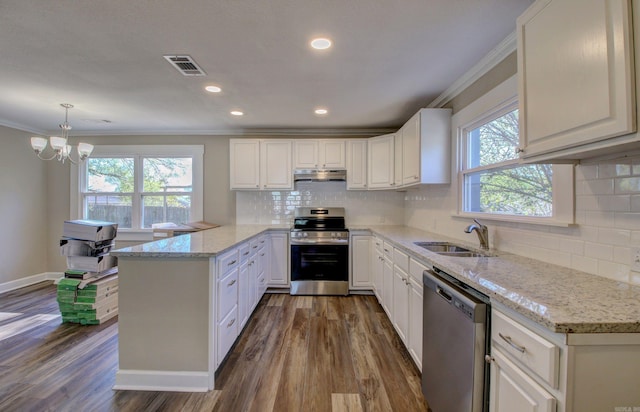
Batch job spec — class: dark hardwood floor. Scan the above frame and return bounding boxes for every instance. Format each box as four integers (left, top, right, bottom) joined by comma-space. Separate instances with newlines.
0, 281, 428, 412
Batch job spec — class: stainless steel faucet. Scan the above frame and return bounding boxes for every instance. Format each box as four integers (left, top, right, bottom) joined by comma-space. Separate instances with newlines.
464, 219, 489, 250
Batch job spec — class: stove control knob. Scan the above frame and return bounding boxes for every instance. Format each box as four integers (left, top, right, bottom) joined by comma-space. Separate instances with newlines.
303, 232, 308, 237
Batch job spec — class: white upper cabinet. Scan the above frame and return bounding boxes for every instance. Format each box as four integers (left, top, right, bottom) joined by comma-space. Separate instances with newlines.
367, 133, 395, 189
400, 108, 451, 186
293, 139, 345, 169
229, 139, 261, 190
346, 139, 368, 189
394, 130, 403, 187
230, 139, 292, 190
517, 0, 636, 162
260, 140, 293, 189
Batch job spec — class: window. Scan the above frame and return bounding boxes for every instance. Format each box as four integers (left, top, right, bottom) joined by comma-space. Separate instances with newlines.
457, 76, 573, 225
71, 145, 204, 236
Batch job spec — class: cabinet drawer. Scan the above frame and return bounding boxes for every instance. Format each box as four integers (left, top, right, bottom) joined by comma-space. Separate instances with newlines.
392, 248, 409, 272
239, 243, 251, 263
373, 236, 383, 251
217, 305, 238, 366
382, 241, 393, 258
409, 257, 427, 285
492, 310, 559, 388
249, 237, 262, 254
217, 248, 239, 277
217, 269, 238, 321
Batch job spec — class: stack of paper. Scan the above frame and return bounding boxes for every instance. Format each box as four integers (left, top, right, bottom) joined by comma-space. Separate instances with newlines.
63, 219, 118, 242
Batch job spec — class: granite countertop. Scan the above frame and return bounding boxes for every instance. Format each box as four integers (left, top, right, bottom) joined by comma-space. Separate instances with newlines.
112, 224, 640, 334
365, 225, 640, 334
111, 225, 290, 258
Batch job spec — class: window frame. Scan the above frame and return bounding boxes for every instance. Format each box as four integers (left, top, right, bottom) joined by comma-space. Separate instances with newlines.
455, 75, 574, 226
71, 145, 204, 241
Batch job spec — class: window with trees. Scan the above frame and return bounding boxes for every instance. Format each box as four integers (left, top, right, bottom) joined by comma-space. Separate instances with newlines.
457, 76, 573, 225
72, 145, 204, 233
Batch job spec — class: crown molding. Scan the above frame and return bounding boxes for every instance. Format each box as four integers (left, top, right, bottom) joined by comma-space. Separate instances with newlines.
427, 31, 517, 109
59, 127, 397, 137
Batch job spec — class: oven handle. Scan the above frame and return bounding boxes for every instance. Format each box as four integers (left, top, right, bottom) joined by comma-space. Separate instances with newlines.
290, 239, 349, 245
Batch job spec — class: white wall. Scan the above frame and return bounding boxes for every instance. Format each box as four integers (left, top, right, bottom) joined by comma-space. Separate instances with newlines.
236, 181, 405, 226
404, 158, 640, 286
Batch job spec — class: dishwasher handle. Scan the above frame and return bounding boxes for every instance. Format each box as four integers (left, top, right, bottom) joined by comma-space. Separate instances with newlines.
436, 285, 453, 303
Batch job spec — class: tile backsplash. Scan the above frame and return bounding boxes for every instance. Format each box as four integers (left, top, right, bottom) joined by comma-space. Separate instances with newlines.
236, 181, 405, 226
236, 157, 640, 285
405, 156, 640, 285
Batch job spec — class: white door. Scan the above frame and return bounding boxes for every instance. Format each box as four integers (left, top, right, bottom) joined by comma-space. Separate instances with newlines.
268, 232, 289, 286
392, 266, 408, 344
350, 235, 371, 289
319, 139, 346, 168
293, 140, 319, 169
346, 139, 368, 189
229, 139, 260, 190
261, 140, 292, 189
489, 349, 556, 412
367, 133, 395, 189
408, 278, 423, 369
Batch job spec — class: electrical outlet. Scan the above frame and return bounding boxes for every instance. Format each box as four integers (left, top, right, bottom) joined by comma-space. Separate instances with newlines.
632, 248, 640, 272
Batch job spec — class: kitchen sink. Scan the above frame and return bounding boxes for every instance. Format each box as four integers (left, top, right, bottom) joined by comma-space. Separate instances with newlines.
414, 241, 491, 257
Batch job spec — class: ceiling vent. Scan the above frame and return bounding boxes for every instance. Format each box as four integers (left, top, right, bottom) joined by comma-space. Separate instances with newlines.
163, 55, 206, 76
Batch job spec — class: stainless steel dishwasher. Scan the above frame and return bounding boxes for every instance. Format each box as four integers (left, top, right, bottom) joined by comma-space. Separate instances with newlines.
422, 266, 489, 412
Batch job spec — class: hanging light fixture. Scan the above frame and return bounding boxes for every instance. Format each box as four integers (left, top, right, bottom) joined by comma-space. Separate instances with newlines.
30, 103, 94, 164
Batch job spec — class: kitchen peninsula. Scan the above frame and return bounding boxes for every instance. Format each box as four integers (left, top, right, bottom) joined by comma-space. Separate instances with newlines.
112, 224, 640, 410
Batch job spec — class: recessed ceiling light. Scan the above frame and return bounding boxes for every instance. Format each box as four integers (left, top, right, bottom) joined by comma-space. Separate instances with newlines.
314, 108, 328, 115
230, 110, 244, 116
205, 85, 222, 93
310, 38, 332, 50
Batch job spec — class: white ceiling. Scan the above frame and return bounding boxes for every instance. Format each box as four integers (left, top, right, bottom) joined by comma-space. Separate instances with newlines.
0, 0, 533, 136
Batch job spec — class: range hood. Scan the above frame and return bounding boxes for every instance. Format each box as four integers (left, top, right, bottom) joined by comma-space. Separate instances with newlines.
294, 169, 347, 182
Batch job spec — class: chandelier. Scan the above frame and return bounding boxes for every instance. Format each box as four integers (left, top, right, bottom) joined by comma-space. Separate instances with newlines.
30, 103, 94, 164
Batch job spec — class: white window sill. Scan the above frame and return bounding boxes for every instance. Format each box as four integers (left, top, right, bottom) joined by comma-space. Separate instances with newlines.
453, 212, 576, 228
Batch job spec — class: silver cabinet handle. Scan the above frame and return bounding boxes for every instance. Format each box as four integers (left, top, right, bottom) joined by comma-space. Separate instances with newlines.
228, 279, 237, 287
227, 318, 236, 328
484, 355, 494, 363
228, 260, 237, 266
499, 333, 526, 353
243, 251, 250, 256
515, 147, 524, 154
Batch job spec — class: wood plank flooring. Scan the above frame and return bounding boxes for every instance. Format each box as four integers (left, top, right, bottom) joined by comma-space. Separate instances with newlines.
0, 282, 428, 412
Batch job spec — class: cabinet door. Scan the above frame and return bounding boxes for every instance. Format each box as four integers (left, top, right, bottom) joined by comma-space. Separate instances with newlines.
320, 139, 346, 169
392, 266, 409, 344
490, 349, 556, 412
408, 278, 423, 369
346, 139, 368, 189
394, 130, 403, 187
382, 257, 393, 317
402, 112, 420, 185
367, 133, 395, 189
268, 232, 289, 286
371, 246, 384, 302
517, 0, 635, 161
293, 140, 319, 169
229, 139, 260, 190
238, 260, 250, 329
350, 235, 371, 289
261, 140, 293, 189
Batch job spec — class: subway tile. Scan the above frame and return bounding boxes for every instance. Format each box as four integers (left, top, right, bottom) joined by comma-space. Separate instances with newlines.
582, 179, 614, 195
615, 177, 640, 193
576, 164, 598, 180
597, 195, 630, 212
584, 242, 614, 261
631, 195, 640, 212
613, 246, 632, 265
571, 255, 598, 275
599, 163, 631, 178
597, 227, 631, 246
575, 195, 598, 211
584, 211, 615, 227
597, 260, 630, 282
614, 212, 640, 230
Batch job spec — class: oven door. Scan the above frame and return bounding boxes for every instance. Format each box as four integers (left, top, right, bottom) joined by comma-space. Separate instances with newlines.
290, 243, 348, 282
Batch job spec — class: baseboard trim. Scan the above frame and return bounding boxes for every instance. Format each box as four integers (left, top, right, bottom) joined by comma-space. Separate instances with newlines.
0, 272, 62, 294
113, 369, 213, 392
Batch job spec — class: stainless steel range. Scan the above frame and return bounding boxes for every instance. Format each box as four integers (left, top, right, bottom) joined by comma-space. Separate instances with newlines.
290, 207, 349, 296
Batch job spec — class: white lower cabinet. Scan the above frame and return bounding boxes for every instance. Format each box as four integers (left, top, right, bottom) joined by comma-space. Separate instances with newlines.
381, 256, 393, 318
217, 306, 239, 367
350, 234, 371, 289
392, 265, 409, 343
238, 259, 250, 329
490, 349, 556, 412
267, 232, 289, 287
